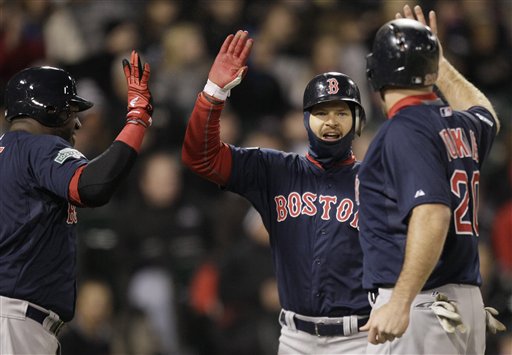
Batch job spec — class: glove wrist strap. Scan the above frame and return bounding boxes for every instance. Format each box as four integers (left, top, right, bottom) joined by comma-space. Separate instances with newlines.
204, 79, 230, 101
126, 110, 152, 128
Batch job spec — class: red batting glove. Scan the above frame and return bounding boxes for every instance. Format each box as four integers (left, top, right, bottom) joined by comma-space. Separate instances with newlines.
122, 50, 153, 127
204, 30, 254, 101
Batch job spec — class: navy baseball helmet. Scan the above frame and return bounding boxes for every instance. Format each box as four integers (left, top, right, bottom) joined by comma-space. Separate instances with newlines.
303, 72, 366, 136
4, 66, 93, 127
366, 18, 439, 92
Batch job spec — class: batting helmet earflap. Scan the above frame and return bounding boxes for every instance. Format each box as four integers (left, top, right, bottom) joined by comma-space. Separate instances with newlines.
5, 66, 93, 127
366, 18, 439, 92
303, 72, 366, 136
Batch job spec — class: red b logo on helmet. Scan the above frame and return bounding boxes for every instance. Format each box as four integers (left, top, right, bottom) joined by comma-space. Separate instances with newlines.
327, 78, 339, 94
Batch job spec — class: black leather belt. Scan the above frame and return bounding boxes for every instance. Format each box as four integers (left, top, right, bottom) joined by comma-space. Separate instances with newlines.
280, 311, 368, 337
26, 305, 65, 336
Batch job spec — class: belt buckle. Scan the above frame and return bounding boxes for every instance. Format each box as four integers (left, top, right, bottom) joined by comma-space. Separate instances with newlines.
49, 319, 65, 336
314, 322, 324, 337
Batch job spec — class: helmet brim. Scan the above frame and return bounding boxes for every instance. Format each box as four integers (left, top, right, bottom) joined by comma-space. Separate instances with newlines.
70, 96, 93, 111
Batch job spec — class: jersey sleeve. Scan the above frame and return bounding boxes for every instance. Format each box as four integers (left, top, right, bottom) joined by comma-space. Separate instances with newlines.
28, 136, 88, 200
383, 119, 451, 219
227, 146, 271, 203
462, 106, 497, 168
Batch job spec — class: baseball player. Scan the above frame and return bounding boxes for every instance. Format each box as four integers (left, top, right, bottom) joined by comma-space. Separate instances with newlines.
182, 30, 371, 354
357, 5, 504, 354
0, 50, 152, 355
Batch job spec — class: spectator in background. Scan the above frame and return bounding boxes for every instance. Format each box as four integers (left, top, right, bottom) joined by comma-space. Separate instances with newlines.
479, 242, 512, 355
462, 0, 512, 96
59, 280, 114, 355
154, 23, 210, 114
486, 128, 512, 273
215, 207, 280, 355
491, 201, 512, 275
139, 0, 182, 59
151, 23, 211, 148
63, 0, 135, 56
187, 206, 280, 355
70, 18, 140, 105
198, 0, 247, 57
115, 150, 212, 354
281, 109, 308, 154
43, 2, 88, 65
0, 1, 47, 93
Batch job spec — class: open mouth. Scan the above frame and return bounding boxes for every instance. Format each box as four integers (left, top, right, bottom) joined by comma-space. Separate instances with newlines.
322, 132, 341, 141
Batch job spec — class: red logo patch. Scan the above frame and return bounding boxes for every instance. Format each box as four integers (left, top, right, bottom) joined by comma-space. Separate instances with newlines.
326, 78, 339, 94
67, 203, 78, 224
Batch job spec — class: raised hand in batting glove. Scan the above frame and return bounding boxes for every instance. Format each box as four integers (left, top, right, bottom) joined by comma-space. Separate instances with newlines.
204, 30, 253, 101
484, 307, 507, 334
430, 293, 467, 334
123, 50, 153, 127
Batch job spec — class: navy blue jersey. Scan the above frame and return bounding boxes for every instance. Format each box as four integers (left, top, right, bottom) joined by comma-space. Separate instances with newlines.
358, 97, 497, 291
227, 146, 371, 317
0, 131, 88, 321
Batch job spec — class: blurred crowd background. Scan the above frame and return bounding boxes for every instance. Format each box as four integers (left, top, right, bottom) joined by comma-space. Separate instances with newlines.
1, 0, 511, 354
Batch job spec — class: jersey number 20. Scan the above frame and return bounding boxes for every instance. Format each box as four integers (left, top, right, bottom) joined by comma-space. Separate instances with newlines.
450, 169, 480, 236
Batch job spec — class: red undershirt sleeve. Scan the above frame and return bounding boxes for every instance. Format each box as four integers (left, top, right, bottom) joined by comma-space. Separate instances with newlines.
181, 92, 233, 186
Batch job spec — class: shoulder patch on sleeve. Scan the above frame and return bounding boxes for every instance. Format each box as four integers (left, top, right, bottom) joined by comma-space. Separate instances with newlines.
54, 148, 85, 164
475, 113, 494, 127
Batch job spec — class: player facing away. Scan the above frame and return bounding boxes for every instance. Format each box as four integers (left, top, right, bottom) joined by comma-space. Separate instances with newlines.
182, 30, 371, 355
357, 5, 506, 354
0, 51, 152, 355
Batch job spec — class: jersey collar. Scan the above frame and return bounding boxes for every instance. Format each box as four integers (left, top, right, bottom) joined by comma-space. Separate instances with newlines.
306, 152, 356, 170
387, 93, 439, 119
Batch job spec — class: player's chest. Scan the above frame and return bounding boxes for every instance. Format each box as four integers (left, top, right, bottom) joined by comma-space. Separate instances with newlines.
271, 174, 358, 224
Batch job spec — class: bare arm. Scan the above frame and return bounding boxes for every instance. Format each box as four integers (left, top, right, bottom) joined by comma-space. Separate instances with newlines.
436, 58, 499, 133
391, 203, 451, 306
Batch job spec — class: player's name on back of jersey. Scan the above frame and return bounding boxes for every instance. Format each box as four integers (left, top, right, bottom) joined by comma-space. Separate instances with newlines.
439, 127, 479, 163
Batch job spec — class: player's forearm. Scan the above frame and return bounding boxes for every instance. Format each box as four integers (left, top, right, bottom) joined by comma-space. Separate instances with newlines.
390, 204, 451, 306
181, 93, 233, 185
68, 140, 137, 207
68, 123, 146, 207
437, 58, 500, 133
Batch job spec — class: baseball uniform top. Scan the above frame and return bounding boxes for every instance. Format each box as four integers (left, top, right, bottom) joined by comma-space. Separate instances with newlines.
183, 94, 371, 317
0, 131, 88, 321
357, 93, 497, 291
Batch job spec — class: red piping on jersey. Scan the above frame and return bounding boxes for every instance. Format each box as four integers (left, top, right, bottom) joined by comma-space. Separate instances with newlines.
387, 93, 439, 119
68, 164, 86, 206
181, 93, 232, 185
306, 153, 356, 169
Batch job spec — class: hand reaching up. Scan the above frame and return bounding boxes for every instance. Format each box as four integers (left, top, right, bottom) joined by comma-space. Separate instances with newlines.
204, 30, 253, 101
123, 50, 153, 127
395, 4, 444, 59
